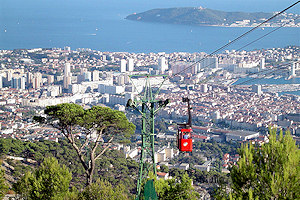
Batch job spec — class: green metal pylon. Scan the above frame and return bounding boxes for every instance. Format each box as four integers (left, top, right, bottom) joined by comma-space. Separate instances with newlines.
126, 74, 169, 200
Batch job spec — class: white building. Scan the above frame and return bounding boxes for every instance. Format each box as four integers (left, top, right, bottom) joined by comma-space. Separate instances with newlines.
155, 150, 166, 163
120, 59, 127, 72
158, 57, 168, 73
83, 71, 92, 82
11, 77, 26, 90
33, 72, 42, 89
63, 76, 72, 89
171, 62, 196, 75
125, 148, 139, 158
178, 163, 190, 170
64, 63, 71, 76
200, 84, 208, 93
47, 75, 54, 85
92, 70, 100, 81
194, 161, 211, 172
252, 84, 262, 95
291, 62, 296, 76
68, 84, 83, 94
47, 85, 61, 97
116, 74, 125, 85
226, 130, 259, 142
127, 58, 134, 71
63, 63, 72, 89
155, 147, 176, 163
98, 84, 125, 94
260, 58, 265, 69
197, 57, 218, 71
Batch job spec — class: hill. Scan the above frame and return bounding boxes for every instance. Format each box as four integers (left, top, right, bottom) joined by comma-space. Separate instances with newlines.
125, 7, 296, 27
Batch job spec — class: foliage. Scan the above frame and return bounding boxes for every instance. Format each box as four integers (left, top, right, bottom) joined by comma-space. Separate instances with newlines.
78, 179, 129, 200
193, 141, 239, 159
126, 7, 277, 26
0, 138, 84, 186
155, 119, 167, 133
169, 141, 238, 167
37, 103, 135, 186
158, 165, 169, 173
169, 168, 229, 185
0, 164, 8, 200
95, 150, 138, 194
13, 157, 72, 200
169, 153, 204, 166
0, 138, 138, 193
154, 173, 199, 200
216, 128, 300, 199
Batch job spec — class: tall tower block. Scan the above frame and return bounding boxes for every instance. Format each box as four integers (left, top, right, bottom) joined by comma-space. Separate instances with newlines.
291, 62, 296, 77
120, 59, 127, 72
158, 57, 168, 73
260, 58, 265, 69
63, 63, 72, 89
127, 58, 134, 72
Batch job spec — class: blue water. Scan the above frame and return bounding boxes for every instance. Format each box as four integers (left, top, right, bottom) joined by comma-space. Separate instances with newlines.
0, 0, 299, 53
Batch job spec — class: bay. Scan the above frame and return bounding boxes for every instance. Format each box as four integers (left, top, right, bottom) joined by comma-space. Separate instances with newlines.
0, 0, 299, 53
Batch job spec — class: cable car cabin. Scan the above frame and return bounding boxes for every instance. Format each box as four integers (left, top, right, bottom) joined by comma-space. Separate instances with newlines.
177, 97, 193, 152
177, 127, 193, 152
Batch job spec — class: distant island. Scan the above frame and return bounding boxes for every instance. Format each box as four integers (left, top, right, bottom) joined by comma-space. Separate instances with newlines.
126, 7, 300, 27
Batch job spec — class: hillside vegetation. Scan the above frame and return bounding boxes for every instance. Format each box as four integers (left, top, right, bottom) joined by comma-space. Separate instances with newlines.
126, 7, 285, 26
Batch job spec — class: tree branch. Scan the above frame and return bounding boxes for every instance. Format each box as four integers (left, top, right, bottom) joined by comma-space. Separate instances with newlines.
95, 136, 114, 161
91, 126, 106, 152
62, 126, 89, 171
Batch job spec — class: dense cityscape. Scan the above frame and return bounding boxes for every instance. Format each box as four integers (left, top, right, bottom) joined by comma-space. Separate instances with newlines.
1, 6, 300, 197
0, 46, 299, 139
2, 0, 300, 199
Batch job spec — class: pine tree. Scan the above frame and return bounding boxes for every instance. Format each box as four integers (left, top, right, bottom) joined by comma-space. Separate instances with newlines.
150, 172, 199, 200
79, 179, 129, 200
0, 164, 8, 200
14, 157, 72, 200
35, 103, 135, 186
216, 128, 300, 199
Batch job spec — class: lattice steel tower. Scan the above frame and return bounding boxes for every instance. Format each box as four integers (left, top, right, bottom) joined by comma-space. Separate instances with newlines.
126, 75, 169, 200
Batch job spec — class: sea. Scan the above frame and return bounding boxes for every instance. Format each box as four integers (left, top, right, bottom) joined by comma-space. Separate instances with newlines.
0, 0, 299, 53
1, 0, 299, 95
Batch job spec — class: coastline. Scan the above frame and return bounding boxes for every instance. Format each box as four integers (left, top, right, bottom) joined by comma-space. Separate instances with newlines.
126, 19, 300, 28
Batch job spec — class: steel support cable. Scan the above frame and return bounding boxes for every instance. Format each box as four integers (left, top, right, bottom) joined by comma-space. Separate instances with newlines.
170, 14, 300, 89
202, 61, 297, 87
235, 61, 300, 86
171, 1, 300, 77
191, 62, 297, 90
130, 3, 300, 100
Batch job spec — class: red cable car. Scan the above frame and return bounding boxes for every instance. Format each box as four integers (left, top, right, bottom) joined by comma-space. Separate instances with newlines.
177, 97, 193, 152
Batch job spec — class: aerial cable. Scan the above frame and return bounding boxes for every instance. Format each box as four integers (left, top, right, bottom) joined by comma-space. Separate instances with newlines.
192, 62, 297, 89
129, 2, 299, 100
172, 14, 300, 88
171, 1, 300, 77
235, 61, 299, 86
